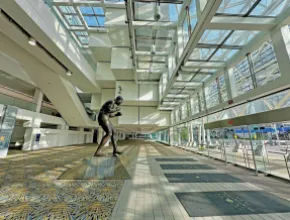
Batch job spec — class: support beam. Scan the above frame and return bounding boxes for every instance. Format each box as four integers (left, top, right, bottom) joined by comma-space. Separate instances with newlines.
135, 51, 168, 56
185, 61, 226, 69
137, 81, 159, 85
208, 16, 277, 31
132, 21, 177, 29
181, 67, 214, 75
52, 1, 125, 8
160, 0, 223, 105
136, 69, 163, 74
125, 0, 138, 83
197, 43, 242, 50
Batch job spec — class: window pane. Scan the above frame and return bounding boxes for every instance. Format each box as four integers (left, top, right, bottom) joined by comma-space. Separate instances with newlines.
97, 16, 105, 26
189, 0, 197, 31
93, 7, 104, 15
80, 6, 94, 15
84, 16, 98, 27
233, 57, 253, 96
251, 40, 281, 87
65, 15, 82, 26
205, 81, 219, 109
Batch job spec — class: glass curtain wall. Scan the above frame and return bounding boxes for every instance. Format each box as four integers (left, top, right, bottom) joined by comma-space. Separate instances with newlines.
171, 87, 290, 181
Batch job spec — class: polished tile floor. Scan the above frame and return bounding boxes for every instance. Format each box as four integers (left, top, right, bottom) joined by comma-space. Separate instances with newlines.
1, 140, 290, 220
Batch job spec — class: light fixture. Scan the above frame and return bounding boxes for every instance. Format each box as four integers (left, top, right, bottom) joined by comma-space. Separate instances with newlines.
66, 70, 73, 76
28, 37, 37, 46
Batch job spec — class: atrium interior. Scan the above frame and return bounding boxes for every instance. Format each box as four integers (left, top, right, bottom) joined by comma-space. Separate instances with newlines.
1, 0, 290, 219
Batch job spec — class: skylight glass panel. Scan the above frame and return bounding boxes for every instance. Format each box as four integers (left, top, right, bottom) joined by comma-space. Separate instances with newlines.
153, 56, 166, 62
189, 48, 214, 60
225, 30, 259, 46
59, 6, 76, 14
80, 6, 94, 14
155, 39, 171, 50
169, 4, 179, 22
250, 0, 290, 17
176, 74, 193, 82
211, 49, 239, 61
217, 0, 257, 15
135, 2, 182, 22
97, 16, 105, 26
78, 36, 89, 44
93, 7, 104, 15
65, 15, 82, 26
200, 30, 231, 44
136, 28, 153, 37
193, 74, 208, 81
84, 16, 98, 27
137, 56, 151, 62
75, 31, 88, 36
156, 29, 175, 38
189, 0, 197, 31
202, 75, 212, 82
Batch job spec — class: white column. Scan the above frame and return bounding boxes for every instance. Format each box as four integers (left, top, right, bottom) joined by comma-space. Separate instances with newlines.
202, 84, 207, 110
271, 25, 290, 81
33, 88, 43, 113
201, 118, 206, 146
189, 122, 194, 147
22, 128, 34, 151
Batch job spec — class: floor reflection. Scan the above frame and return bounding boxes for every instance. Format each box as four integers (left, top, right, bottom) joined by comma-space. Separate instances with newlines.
58, 156, 131, 180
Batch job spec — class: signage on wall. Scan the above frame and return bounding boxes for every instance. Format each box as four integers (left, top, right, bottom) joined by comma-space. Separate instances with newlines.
0, 105, 18, 158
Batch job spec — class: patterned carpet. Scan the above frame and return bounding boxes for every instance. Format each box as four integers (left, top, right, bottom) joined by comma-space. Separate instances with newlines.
0, 142, 135, 220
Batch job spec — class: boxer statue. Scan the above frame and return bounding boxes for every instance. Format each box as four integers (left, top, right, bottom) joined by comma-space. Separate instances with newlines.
94, 96, 123, 157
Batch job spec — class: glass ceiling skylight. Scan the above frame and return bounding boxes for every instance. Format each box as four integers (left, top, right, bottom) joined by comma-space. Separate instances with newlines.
80, 6, 105, 27
217, 0, 289, 17
134, 2, 182, 22
45, 1, 107, 47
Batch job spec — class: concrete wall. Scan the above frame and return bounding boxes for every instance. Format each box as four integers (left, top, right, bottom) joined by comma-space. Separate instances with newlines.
23, 128, 93, 151
116, 81, 159, 106
118, 106, 171, 126
1, 0, 100, 93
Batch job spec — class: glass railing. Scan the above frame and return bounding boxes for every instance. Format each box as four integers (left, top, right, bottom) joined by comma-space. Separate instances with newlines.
150, 129, 170, 144
174, 122, 290, 181
42, 0, 97, 71
0, 93, 57, 116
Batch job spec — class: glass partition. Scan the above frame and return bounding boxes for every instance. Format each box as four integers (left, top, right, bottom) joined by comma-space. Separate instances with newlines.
150, 129, 170, 144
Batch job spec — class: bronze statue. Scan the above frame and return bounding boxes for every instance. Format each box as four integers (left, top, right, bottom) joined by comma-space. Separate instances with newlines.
94, 96, 123, 157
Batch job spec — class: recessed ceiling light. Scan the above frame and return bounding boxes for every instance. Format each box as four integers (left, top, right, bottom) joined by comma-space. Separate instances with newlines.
28, 37, 37, 46
66, 70, 73, 76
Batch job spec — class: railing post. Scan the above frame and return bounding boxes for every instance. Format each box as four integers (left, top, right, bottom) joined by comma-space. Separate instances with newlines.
248, 125, 258, 176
